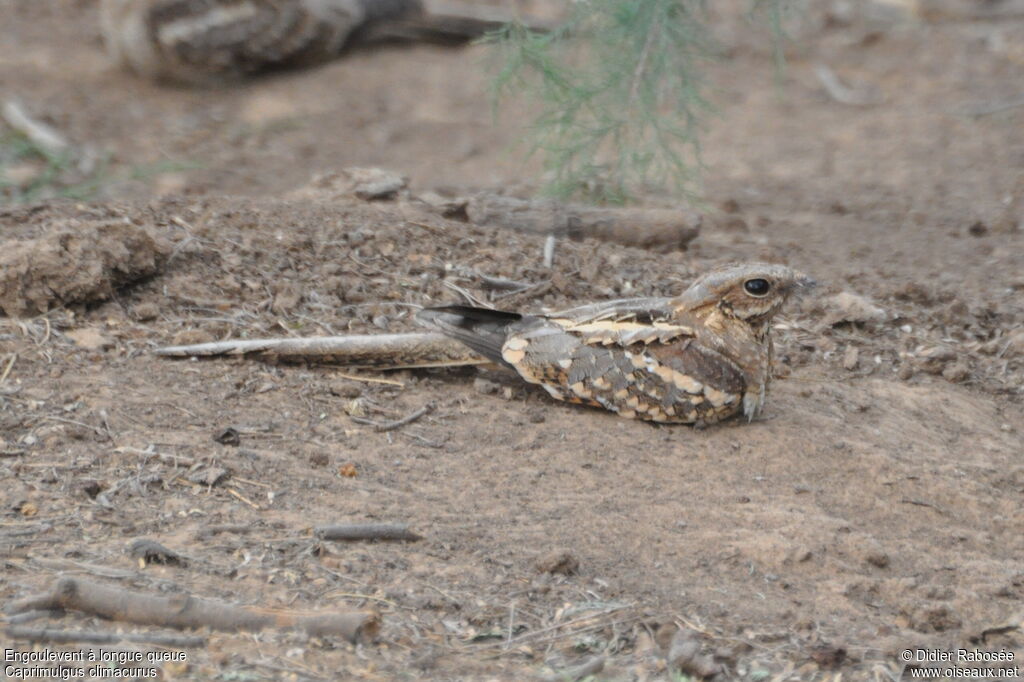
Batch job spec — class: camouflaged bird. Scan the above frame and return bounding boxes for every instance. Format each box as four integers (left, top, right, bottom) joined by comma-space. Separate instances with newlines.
100, 0, 456, 83
417, 263, 815, 426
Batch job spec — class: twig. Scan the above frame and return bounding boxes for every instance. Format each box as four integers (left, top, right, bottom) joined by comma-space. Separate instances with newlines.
233, 476, 271, 489
406, 220, 445, 234
322, 591, 398, 607
6, 576, 379, 643
1, 99, 70, 155
5, 609, 64, 625
814, 64, 878, 107
6, 625, 207, 647
333, 371, 406, 387
193, 524, 257, 540
423, 583, 461, 604
41, 415, 106, 438
116, 445, 196, 467
380, 404, 433, 431
627, 19, 658, 110
543, 235, 556, 268
251, 660, 327, 681
401, 431, 445, 449
464, 195, 700, 249
442, 280, 492, 308
900, 498, 949, 515
504, 605, 633, 646
506, 616, 643, 650
226, 487, 261, 510
473, 272, 532, 292
540, 655, 606, 682
449, 265, 533, 292
0, 353, 16, 386
315, 523, 422, 542
492, 280, 552, 302
505, 602, 517, 649
352, 404, 432, 432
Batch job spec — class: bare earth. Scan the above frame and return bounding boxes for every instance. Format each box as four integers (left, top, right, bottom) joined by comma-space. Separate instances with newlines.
1, 2, 1023, 681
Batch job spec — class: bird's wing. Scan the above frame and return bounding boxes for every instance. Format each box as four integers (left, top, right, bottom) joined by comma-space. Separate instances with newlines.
152, 0, 361, 72
504, 299, 748, 424
418, 298, 746, 423
541, 296, 694, 347
545, 296, 676, 324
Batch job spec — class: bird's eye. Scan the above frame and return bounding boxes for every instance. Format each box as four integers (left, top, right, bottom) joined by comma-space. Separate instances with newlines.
743, 278, 771, 296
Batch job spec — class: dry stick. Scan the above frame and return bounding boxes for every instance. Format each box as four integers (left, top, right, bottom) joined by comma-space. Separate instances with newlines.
504, 606, 634, 646
334, 371, 406, 387
814, 64, 877, 107
540, 655, 606, 682
119, 446, 196, 468
315, 524, 422, 542
6, 576, 379, 644
42, 415, 107, 437
1, 100, 70, 155
450, 265, 532, 292
351, 404, 432, 432
5, 609, 64, 625
543, 235, 556, 268
493, 280, 552, 302
516, 616, 643, 650
193, 524, 256, 540
6, 625, 207, 647
401, 431, 444, 449
0, 353, 16, 385
252, 660, 327, 682
475, 273, 532, 293
465, 194, 701, 250
442, 280, 491, 308
226, 487, 261, 510
154, 332, 485, 368
900, 498, 949, 515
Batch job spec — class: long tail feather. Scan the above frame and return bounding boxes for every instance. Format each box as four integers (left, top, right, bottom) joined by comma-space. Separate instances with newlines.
155, 332, 485, 368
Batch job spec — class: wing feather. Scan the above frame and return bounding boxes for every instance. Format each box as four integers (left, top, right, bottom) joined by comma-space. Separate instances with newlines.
546, 296, 675, 325
541, 296, 693, 347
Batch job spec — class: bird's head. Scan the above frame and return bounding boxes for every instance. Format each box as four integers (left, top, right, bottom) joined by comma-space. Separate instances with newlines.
673, 262, 816, 327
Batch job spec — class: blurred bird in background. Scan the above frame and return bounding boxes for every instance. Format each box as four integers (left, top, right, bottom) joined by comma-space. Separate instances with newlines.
101, 0, 521, 84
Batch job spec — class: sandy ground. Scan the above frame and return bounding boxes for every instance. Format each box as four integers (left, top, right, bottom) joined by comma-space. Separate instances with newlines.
1, 1, 1023, 680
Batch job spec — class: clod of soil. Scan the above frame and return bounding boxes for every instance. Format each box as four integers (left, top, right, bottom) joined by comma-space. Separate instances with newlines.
535, 549, 580, 575
0, 220, 167, 316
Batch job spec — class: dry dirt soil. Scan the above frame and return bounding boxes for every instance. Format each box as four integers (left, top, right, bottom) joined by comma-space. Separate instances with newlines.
2, 1, 1023, 681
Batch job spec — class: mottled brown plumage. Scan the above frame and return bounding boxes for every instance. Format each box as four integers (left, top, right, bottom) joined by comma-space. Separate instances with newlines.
417, 263, 815, 426
101, 0, 511, 83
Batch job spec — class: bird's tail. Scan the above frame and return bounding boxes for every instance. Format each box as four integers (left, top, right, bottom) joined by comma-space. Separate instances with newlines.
155, 332, 485, 368
356, 0, 551, 45
415, 306, 521, 366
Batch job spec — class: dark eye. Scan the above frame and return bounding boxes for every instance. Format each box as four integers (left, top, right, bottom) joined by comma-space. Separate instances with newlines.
744, 278, 771, 296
